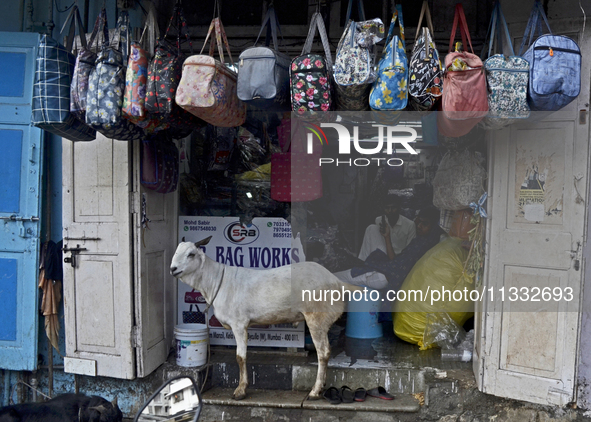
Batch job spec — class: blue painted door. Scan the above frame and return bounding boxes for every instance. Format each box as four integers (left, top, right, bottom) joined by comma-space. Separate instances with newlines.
0, 32, 44, 370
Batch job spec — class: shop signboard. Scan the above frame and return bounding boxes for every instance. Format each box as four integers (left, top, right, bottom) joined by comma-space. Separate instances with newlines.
177, 216, 305, 347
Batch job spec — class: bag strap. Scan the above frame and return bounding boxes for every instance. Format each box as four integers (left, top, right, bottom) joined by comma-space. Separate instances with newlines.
482, 2, 515, 59
200, 17, 235, 66
60, 5, 87, 53
414, 0, 434, 42
448, 3, 474, 54
518, 0, 552, 56
384, 4, 405, 53
139, 3, 160, 55
301, 12, 333, 69
254, 6, 282, 51
112, 11, 131, 61
164, 3, 193, 55
345, 0, 365, 23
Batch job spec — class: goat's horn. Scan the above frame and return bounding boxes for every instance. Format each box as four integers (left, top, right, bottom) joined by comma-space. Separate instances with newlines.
195, 236, 212, 248
182, 236, 186, 242
111, 396, 118, 407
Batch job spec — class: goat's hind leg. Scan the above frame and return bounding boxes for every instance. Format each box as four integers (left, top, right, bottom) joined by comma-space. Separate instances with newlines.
232, 326, 249, 400
304, 312, 334, 400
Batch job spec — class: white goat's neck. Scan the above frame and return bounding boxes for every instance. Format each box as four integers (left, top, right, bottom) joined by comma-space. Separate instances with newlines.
189, 255, 226, 307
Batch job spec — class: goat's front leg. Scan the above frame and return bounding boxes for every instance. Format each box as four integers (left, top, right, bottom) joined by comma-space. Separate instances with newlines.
232, 326, 249, 400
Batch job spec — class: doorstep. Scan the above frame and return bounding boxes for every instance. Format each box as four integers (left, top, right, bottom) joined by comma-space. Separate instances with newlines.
199, 387, 421, 421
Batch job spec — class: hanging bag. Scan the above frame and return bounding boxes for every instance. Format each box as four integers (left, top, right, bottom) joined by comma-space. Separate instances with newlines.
31, 5, 96, 142
176, 16, 246, 127
85, 11, 146, 140
518, 0, 581, 111
432, 150, 486, 211
437, 4, 488, 138
480, 1, 530, 130
290, 12, 333, 115
271, 121, 322, 202
145, 3, 204, 138
237, 6, 290, 109
122, 7, 163, 133
369, 4, 408, 111
141, 132, 180, 194
408, 0, 443, 111
333, 0, 384, 111
70, 8, 109, 122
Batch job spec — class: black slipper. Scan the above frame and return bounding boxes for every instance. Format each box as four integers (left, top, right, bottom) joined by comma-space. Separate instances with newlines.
340, 386, 355, 403
354, 387, 367, 402
323, 386, 342, 405
367, 386, 394, 400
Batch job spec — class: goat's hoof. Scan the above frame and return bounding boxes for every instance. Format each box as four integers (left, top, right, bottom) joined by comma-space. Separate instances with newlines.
307, 393, 321, 401
232, 391, 247, 401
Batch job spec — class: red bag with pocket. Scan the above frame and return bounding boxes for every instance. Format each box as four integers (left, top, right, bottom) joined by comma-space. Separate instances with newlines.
437, 4, 488, 138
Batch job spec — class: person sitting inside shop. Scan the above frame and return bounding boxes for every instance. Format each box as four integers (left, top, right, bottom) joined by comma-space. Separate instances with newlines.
334, 195, 416, 289
352, 206, 444, 291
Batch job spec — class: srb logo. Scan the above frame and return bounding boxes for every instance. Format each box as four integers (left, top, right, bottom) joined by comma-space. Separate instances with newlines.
224, 222, 260, 245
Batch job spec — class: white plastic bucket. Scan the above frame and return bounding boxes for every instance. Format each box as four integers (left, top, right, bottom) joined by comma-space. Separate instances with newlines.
174, 324, 208, 367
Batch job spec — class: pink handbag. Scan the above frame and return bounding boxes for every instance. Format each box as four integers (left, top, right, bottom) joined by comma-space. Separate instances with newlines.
175, 17, 246, 128
437, 4, 488, 138
271, 120, 322, 202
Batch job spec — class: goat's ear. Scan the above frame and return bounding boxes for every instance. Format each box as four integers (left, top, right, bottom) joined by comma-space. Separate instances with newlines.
195, 236, 212, 248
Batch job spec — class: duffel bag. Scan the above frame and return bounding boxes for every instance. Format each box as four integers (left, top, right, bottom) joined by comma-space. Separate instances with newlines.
518, 0, 581, 111
32, 5, 96, 142
237, 6, 290, 110
175, 17, 246, 127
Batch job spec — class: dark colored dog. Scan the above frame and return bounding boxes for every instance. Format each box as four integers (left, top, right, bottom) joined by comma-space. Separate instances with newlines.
0, 393, 122, 422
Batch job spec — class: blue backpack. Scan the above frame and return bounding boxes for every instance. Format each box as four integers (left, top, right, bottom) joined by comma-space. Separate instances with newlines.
519, 0, 581, 111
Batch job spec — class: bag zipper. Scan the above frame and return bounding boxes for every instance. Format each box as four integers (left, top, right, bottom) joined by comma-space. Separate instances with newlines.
534, 46, 580, 55
486, 67, 529, 73
239, 56, 289, 70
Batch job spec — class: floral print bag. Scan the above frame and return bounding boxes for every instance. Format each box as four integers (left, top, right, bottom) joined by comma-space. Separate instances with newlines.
289, 12, 333, 115
175, 17, 246, 127
122, 7, 164, 134
480, 1, 529, 130
369, 4, 408, 111
70, 7, 108, 122
144, 4, 205, 138
333, 0, 384, 111
85, 11, 145, 141
408, 1, 443, 111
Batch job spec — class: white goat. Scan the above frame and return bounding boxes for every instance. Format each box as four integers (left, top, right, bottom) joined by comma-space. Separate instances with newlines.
170, 236, 359, 400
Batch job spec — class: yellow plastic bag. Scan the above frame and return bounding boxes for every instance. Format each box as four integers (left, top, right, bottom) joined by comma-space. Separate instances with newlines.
393, 237, 474, 349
